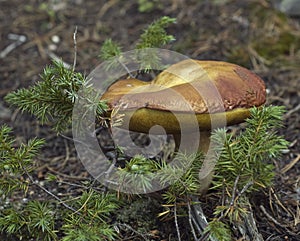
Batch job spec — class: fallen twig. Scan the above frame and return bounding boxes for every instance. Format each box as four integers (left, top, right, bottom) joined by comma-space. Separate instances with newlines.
188, 200, 199, 241
0, 33, 26, 59
281, 154, 300, 174
73, 26, 78, 71
284, 103, 300, 119
174, 203, 182, 241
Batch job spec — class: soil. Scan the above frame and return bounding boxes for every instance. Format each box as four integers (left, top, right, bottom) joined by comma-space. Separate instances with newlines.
0, 0, 299, 240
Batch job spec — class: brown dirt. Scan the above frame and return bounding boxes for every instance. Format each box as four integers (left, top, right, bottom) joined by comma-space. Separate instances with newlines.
0, 0, 299, 240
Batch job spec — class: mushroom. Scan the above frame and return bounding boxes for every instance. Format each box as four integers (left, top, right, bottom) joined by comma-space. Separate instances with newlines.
100, 59, 266, 192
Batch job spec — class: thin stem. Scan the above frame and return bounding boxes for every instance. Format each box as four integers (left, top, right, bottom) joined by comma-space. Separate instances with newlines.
230, 175, 240, 206
117, 58, 135, 78
24, 167, 77, 213
73, 26, 78, 71
173, 131, 215, 194
174, 203, 182, 241
117, 223, 150, 240
188, 200, 199, 241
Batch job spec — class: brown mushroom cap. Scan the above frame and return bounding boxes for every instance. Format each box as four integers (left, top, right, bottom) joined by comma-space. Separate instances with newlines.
101, 60, 266, 134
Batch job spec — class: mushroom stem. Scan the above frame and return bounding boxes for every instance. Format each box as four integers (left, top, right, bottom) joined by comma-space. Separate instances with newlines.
173, 130, 213, 194
173, 130, 211, 153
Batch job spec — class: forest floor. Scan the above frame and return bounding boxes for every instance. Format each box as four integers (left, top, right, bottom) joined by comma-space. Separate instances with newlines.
0, 0, 299, 240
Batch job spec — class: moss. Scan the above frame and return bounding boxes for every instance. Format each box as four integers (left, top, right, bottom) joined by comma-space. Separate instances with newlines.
238, 1, 300, 66
252, 31, 300, 62
116, 198, 161, 234
226, 46, 252, 68
248, 1, 289, 26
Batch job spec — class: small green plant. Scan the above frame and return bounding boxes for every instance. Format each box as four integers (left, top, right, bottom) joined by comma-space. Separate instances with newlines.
0, 126, 57, 240
0, 201, 57, 241
100, 38, 122, 60
159, 152, 204, 203
39, 2, 56, 20
212, 106, 288, 193
204, 220, 232, 241
0, 189, 119, 241
99, 16, 176, 60
0, 125, 44, 196
5, 60, 107, 133
61, 190, 120, 241
203, 105, 289, 240
136, 16, 176, 49
136, 0, 163, 13
115, 152, 203, 195
99, 16, 176, 73
0, 126, 120, 240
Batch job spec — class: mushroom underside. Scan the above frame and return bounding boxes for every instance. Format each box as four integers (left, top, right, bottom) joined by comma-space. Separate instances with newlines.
110, 107, 252, 134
